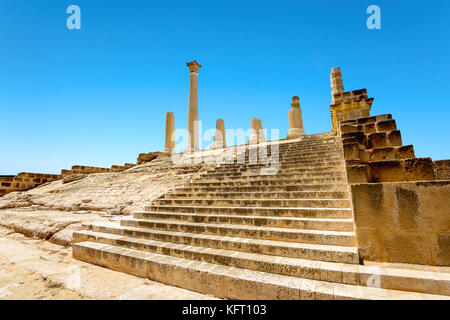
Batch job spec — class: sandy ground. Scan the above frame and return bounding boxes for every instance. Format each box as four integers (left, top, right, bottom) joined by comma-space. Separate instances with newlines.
0, 226, 217, 300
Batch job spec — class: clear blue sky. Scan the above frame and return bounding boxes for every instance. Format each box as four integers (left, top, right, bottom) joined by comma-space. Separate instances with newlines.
1, 0, 449, 175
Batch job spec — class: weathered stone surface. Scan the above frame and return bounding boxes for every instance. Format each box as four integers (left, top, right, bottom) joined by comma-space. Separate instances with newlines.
62, 174, 87, 184
351, 181, 450, 266
434, 160, 450, 180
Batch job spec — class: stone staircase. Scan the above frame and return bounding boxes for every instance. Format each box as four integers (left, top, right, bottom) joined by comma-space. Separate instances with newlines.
73, 133, 450, 299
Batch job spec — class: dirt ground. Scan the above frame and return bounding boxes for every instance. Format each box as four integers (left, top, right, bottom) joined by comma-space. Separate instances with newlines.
0, 226, 217, 300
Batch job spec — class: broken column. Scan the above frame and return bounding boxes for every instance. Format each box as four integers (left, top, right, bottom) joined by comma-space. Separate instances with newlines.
286, 96, 306, 139
330, 67, 344, 104
211, 118, 226, 149
186, 60, 202, 152
164, 112, 175, 153
249, 118, 266, 144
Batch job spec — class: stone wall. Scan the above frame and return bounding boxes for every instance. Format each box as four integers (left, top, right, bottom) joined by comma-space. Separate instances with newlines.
137, 152, 166, 165
435, 160, 450, 180
61, 163, 136, 177
351, 181, 450, 266
0, 172, 62, 197
340, 114, 436, 183
330, 89, 374, 133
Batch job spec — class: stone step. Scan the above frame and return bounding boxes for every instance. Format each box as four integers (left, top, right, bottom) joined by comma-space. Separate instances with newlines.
174, 183, 349, 194
74, 231, 450, 297
120, 218, 356, 245
73, 241, 450, 300
153, 198, 351, 209
234, 152, 342, 161
217, 160, 344, 169
189, 176, 346, 186
145, 205, 352, 218
164, 190, 349, 200
81, 222, 359, 263
134, 212, 354, 231
233, 155, 344, 164
208, 165, 346, 174
198, 171, 346, 181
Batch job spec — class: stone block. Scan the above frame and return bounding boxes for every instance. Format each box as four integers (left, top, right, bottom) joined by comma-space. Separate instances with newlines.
363, 123, 376, 134
370, 147, 396, 162
340, 123, 362, 133
346, 165, 368, 183
376, 120, 397, 132
343, 143, 360, 160
351, 181, 450, 266
401, 158, 436, 181
341, 131, 367, 148
387, 130, 402, 147
367, 132, 388, 149
395, 145, 415, 160
357, 114, 392, 125
359, 150, 370, 163
367, 160, 405, 182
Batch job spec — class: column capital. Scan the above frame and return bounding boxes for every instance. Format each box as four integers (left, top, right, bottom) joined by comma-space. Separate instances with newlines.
187, 60, 202, 73
291, 96, 300, 108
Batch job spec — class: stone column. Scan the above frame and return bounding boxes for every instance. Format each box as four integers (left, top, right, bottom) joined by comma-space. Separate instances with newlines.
287, 96, 306, 139
186, 60, 202, 152
330, 67, 344, 104
211, 118, 226, 149
250, 118, 266, 144
164, 112, 175, 153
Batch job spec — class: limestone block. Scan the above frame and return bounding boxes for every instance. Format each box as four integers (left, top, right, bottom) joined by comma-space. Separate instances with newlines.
340, 123, 362, 134
362, 123, 376, 135
401, 158, 436, 181
376, 120, 397, 132
341, 132, 366, 148
357, 114, 392, 125
340, 119, 357, 126
367, 132, 388, 149
367, 160, 405, 182
359, 150, 370, 163
387, 130, 402, 147
370, 147, 396, 162
343, 143, 360, 160
434, 160, 450, 180
395, 145, 415, 160
351, 181, 450, 265
346, 165, 368, 183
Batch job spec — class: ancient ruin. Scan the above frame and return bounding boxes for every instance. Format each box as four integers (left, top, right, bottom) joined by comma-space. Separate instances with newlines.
164, 112, 175, 153
287, 96, 306, 139
1, 62, 449, 300
186, 60, 201, 153
211, 118, 226, 150
249, 118, 266, 145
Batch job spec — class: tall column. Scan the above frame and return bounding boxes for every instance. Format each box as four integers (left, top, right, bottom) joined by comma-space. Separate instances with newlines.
287, 96, 306, 139
211, 118, 226, 149
330, 67, 344, 104
164, 112, 175, 153
186, 60, 202, 152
